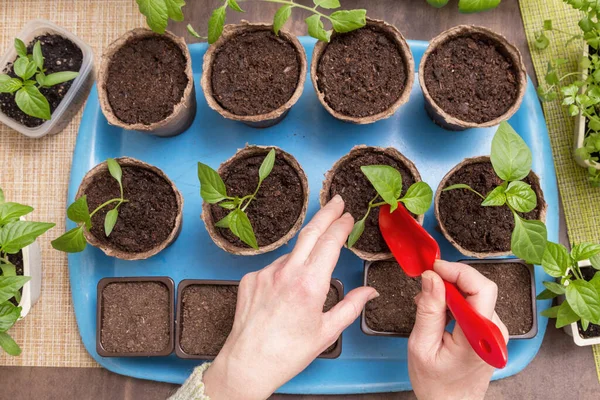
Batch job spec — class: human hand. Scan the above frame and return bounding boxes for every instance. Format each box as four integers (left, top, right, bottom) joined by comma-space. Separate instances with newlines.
203, 195, 379, 400
408, 260, 509, 400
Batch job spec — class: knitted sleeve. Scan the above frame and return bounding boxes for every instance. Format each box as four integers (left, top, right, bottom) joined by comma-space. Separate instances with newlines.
168, 362, 212, 400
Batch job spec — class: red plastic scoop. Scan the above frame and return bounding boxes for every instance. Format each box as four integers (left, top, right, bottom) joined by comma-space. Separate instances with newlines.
379, 204, 508, 369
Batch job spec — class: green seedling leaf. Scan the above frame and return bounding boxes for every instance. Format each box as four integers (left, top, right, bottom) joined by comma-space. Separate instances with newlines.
215, 212, 233, 229
0, 332, 21, 356
505, 181, 537, 213
0, 303, 21, 333
0, 202, 33, 226
540, 305, 560, 318
542, 242, 571, 277
0, 221, 55, 254
165, 0, 185, 21
590, 272, 600, 293
329, 10, 367, 33
259, 149, 276, 184
32, 41, 44, 70
51, 226, 87, 253
219, 201, 237, 210
481, 185, 506, 207
187, 24, 204, 39
443, 183, 485, 199
42, 71, 79, 87
458, 0, 501, 13
571, 243, 600, 262
536, 289, 558, 300
0, 75, 9, 83
15, 85, 51, 120
227, 0, 243, 12
591, 253, 600, 270
426, 0, 450, 8
273, 5, 292, 35
106, 158, 123, 185
198, 162, 228, 204
511, 214, 547, 265
67, 196, 91, 229
208, 6, 227, 44
0, 77, 23, 94
35, 73, 45, 87
361, 165, 403, 212
566, 280, 600, 322
556, 301, 580, 328
543, 19, 553, 31
490, 121, 532, 181
347, 218, 365, 248
0, 262, 16, 277
305, 14, 331, 42
400, 182, 433, 215
104, 208, 119, 237
314, 0, 341, 9
543, 280, 565, 295
582, 319, 590, 331
14, 39, 27, 58
0, 276, 30, 304
229, 209, 258, 249
136, 0, 168, 34
13, 57, 29, 79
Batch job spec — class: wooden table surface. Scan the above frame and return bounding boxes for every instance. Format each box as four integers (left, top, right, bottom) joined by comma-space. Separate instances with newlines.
2, 1, 598, 399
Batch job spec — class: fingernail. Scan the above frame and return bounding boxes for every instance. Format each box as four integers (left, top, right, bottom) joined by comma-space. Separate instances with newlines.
368, 290, 380, 301
342, 212, 353, 221
332, 194, 343, 203
421, 272, 434, 293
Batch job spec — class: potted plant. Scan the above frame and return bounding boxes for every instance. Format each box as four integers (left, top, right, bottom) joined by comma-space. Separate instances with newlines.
311, 18, 414, 124
175, 279, 343, 359
0, 19, 94, 138
320, 146, 433, 261
199, 146, 309, 255
96, 276, 175, 357
97, 28, 195, 137
51, 157, 184, 260
418, 25, 527, 130
435, 122, 548, 262
0, 187, 54, 356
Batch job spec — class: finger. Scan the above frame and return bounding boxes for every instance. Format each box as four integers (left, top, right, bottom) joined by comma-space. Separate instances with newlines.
408, 270, 447, 356
265, 254, 290, 272
433, 260, 498, 318
492, 312, 509, 344
304, 212, 354, 278
322, 286, 378, 340
288, 195, 345, 264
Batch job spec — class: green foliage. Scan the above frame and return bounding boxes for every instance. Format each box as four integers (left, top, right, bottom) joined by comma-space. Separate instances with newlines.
135, 0, 186, 34
424, 0, 500, 13
52, 159, 128, 253
198, 149, 278, 250
0, 39, 79, 121
347, 166, 433, 248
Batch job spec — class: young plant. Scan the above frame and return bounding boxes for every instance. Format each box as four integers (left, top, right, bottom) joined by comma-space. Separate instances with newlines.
425, 0, 501, 13
538, 241, 600, 331
51, 159, 128, 253
0, 39, 79, 120
347, 166, 433, 248
0, 187, 55, 356
187, 0, 366, 44
135, 0, 186, 34
198, 149, 277, 250
443, 121, 548, 264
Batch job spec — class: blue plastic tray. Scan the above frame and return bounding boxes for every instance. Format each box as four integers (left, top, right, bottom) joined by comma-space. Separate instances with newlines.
68, 38, 558, 394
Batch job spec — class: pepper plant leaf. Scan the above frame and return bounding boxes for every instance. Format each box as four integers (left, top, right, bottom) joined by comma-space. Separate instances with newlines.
51, 226, 87, 253
0, 303, 21, 333
43, 71, 79, 87
165, 0, 186, 21
14, 39, 27, 58
229, 209, 258, 250
0, 331, 21, 356
556, 301, 580, 328
361, 165, 403, 212
566, 280, 600, 323
305, 14, 331, 42
540, 305, 560, 318
136, 0, 168, 34
208, 6, 227, 44
571, 243, 600, 262
536, 289, 558, 300
481, 185, 506, 207
510, 213, 547, 265
198, 162, 228, 204
0, 202, 34, 226
543, 280, 565, 295
458, 0, 501, 14
15, 85, 51, 120
67, 196, 91, 229
541, 242, 571, 277
443, 183, 485, 199
32, 41, 44, 70
490, 121, 532, 182
329, 10, 367, 33
0, 276, 30, 304
0, 221, 55, 254
400, 182, 433, 215
314, 0, 341, 9
273, 5, 292, 35
226, 0, 243, 12
591, 253, 600, 270
104, 208, 119, 237
0, 78, 23, 94
505, 181, 537, 213
258, 149, 276, 184
347, 218, 365, 248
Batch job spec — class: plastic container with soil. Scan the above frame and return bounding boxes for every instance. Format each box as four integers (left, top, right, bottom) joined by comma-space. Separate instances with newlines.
435, 156, 547, 258
201, 146, 309, 256
96, 277, 175, 357
76, 157, 183, 260
563, 261, 600, 346
418, 25, 527, 131
97, 28, 196, 137
201, 22, 306, 128
175, 279, 344, 359
0, 19, 94, 138
320, 146, 424, 261
311, 18, 414, 124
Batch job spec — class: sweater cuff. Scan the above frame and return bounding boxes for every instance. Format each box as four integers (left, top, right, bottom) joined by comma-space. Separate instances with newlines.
169, 362, 212, 400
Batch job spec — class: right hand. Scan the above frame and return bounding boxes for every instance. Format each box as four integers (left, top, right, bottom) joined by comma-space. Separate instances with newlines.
408, 260, 509, 400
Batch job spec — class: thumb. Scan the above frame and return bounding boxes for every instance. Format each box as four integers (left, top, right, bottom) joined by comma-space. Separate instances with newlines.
408, 270, 447, 355
322, 286, 378, 341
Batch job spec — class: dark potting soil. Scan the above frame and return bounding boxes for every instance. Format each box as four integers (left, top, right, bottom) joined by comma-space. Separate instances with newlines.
328, 149, 416, 254
179, 284, 238, 356
100, 282, 171, 353
438, 161, 543, 253
365, 261, 420, 334
423, 34, 519, 123
317, 25, 407, 118
105, 35, 188, 125
211, 30, 300, 116
84, 166, 178, 254
7, 251, 24, 306
469, 262, 533, 335
578, 268, 600, 339
210, 150, 304, 248
322, 284, 341, 354
0, 34, 83, 127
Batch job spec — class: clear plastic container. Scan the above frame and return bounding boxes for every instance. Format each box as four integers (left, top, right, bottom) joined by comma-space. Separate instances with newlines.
0, 19, 95, 138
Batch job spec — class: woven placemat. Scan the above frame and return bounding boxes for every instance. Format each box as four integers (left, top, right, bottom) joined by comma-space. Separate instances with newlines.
0, 0, 145, 367
519, 0, 600, 383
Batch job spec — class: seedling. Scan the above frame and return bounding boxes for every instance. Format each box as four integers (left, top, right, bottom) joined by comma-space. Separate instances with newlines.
135, 0, 186, 34
198, 149, 277, 250
538, 241, 600, 331
347, 166, 433, 248
51, 159, 128, 253
443, 122, 548, 264
425, 0, 500, 13
0, 39, 79, 120
0, 187, 55, 356
186, 0, 366, 44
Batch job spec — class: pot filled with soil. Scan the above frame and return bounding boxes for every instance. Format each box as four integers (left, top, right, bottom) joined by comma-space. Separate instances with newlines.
419, 25, 527, 131
75, 157, 183, 260
435, 156, 547, 258
0, 19, 94, 138
96, 277, 175, 357
176, 279, 343, 359
200, 146, 309, 256
563, 262, 600, 346
311, 18, 414, 124
201, 22, 306, 128
97, 28, 195, 137
320, 146, 425, 261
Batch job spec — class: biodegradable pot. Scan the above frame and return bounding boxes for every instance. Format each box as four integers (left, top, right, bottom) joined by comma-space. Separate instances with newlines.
201, 22, 307, 128
201, 146, 309, 256
175, 279, 343, 359
0, 19, 94, 138
76, 157, 183, 260
310, 18, 415, 124
97, 28, 196, 137
434, 156, 547, 258
96, 276, 175, 357
418, 25, 527, 131
320, 145, 425, 261
562, 261, 600, 346
461, 259, 537, 340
